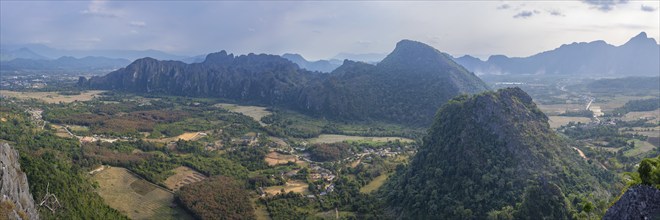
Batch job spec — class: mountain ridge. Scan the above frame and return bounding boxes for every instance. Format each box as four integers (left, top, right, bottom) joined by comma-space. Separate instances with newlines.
453, 32, 660, 76
81, 39, 489, 125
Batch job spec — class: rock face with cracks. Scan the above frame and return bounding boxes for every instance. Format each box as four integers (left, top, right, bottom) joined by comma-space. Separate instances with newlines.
604, 185, 660, 220
1, 143, 39, 220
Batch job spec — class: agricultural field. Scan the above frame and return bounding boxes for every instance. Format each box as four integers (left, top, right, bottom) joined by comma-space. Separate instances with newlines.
0, 90, 105, 103
621, 110, 660, 123
264, 151, 303, 166
92, 166, 193, 220
623, 126, 660, 138
163, 166, 207, 191
537, 103, 585, 115
592, 95, 658, 112
146, 131, 207, 143
624, 140, 658, 157
49, 124, 74, 138
215, 103, 271, 125
548, 116, 593, 129
263, 180, 308, 195
307, 134, 413, 144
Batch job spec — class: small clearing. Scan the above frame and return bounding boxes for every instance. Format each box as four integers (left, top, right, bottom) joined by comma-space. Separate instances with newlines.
308, 134, 413, 144
215, 103, 271, 126
163, 166, 207, 191
0, 90, 104, 103
92, 166, 193, 220
624, 140, 657, 157
49, 124, 74, 138
176, 132, 202, 141
265, 151, 304, 166
263, 180, 308, 195
360, 173, 389, 193
145, 131, 205, 143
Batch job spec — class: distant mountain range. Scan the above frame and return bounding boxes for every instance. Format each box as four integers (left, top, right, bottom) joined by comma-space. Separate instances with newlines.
6, 32, 656, 76
453, 32, 660, 76
281, 53, 342, 73
1, 44, 188, 61
81, 40, 488, 125
281, 52, 387, 73
0, 47, 48, 61
1, 56, 131, 72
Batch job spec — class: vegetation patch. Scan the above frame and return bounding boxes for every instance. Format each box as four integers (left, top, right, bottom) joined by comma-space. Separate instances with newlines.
307, 143, 352, 162
308, 134, 413, 144
177, 176, 255, 220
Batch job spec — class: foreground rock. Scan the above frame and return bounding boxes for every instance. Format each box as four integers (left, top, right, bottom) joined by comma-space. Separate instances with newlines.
604, 185, 660, 220
1, 143, 39, 220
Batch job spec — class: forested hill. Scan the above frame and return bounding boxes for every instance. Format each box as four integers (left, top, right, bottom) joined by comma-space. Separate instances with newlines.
383, 87, 618, 219
80, 40, 489, 125
298, 40, 489, 125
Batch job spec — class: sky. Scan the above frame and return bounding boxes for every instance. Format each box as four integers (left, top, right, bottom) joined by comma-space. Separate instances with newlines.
1, 0, 659, 60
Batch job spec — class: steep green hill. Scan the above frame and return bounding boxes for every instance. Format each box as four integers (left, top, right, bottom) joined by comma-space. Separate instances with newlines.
383, 88, 617, 219
299, 40, 489, 125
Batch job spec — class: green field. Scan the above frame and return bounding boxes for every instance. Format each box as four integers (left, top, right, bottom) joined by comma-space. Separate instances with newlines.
624, 140, 657, 157
215, 103, 272, 125
93, 167, 193, 220
359, 173, 390, 194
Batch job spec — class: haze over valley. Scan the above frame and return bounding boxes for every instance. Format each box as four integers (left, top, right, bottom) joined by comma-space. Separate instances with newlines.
1, 1, 659, 220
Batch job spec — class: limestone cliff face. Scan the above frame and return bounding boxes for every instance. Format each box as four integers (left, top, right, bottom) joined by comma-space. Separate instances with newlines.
83, 40, 490, 126
604, 185, 660, 220
1, 143, 39, 220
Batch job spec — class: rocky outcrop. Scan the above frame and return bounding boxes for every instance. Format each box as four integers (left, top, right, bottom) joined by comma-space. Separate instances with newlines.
1, 143, 39, 220
604, 185, 660, 220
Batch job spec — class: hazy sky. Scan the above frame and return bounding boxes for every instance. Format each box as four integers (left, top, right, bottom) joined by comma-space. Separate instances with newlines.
1, 1, 659, 60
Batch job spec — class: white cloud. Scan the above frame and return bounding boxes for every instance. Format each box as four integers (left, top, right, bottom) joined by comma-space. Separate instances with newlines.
81, 0, 117, 17
513, 10, 540, 19
129, 21, 146, 28
641, 5, 656, 12
581, 0, 629, 12
547, 9, 565, 16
